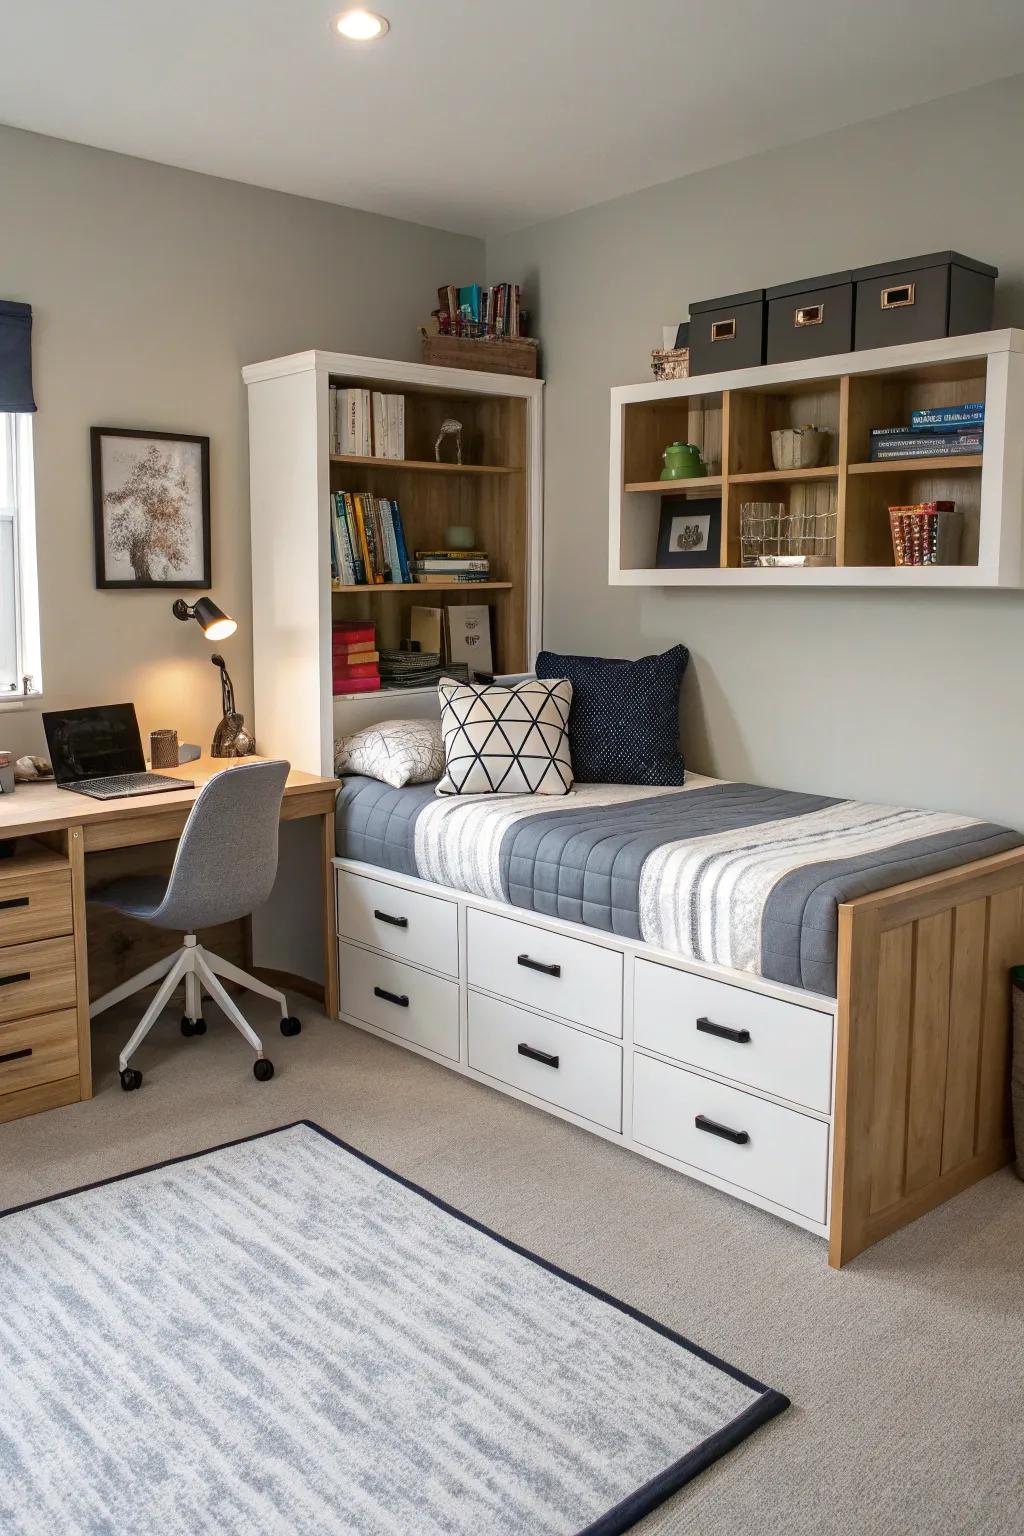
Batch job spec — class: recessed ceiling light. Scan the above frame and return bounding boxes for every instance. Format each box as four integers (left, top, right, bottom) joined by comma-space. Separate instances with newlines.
333, 8, 389, 41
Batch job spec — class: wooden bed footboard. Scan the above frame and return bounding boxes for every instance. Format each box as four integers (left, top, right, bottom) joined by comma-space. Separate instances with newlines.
830, 848, 1024, 1267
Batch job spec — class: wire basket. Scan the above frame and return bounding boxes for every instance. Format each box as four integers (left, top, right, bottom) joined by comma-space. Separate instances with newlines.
740, 500, 837, 566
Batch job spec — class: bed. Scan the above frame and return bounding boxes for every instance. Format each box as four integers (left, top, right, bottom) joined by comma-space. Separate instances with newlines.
333, 773, 1024, 1266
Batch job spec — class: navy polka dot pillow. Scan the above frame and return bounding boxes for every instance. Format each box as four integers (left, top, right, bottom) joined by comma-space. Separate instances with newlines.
535, 646, 689, 785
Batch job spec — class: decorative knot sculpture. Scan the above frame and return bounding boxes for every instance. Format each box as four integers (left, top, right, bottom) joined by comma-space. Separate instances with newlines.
434, 418, 464, 465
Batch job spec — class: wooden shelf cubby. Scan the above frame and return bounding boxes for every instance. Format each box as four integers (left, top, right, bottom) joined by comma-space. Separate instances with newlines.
245, 350, 543, 773
610, 330, 1022, 588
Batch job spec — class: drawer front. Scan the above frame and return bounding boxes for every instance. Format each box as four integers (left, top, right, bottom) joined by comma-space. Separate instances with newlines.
633, 1052, 829, 1224
468, 991, 622, 1132
467, 909, 623, 1038
0, 1008, 79, 1097
339, 941, 459, 1060
0, 868, 73, 948
337, 870, 459, 978
634, 959, 833, 1113
0, 937, 77, 1025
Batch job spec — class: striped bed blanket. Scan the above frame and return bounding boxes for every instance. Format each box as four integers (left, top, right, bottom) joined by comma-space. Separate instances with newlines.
335, 774, 1022, 996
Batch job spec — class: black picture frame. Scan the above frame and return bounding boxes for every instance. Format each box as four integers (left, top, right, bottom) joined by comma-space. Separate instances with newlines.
656, 496, 722, 568
91, 427, 211, 590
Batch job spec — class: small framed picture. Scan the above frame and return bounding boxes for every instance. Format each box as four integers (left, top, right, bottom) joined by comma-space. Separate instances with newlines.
656, 496, 722, 569
91, 427, 211, 589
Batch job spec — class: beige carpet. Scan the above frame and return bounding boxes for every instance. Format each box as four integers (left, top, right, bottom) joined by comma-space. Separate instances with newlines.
2, 998, 1023, 1536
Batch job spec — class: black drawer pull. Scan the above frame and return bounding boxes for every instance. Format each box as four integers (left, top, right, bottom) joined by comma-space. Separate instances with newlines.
518, 1043, 559, 1069
0, 1046, 32, 1065
696, 1015, 751, 1045
695, 1114, 749, 1146
0, 896, 29, 911
373, 985, 409, 1008
373, 909, 409, 929
0, 971, 30, 988
517, 954, 561, 978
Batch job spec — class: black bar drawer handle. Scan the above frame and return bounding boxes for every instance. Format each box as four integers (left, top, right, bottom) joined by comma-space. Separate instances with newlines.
373, 910, 409, 929
0, 1046, 32, 1065
373, 986, 409, 1008
696, 1015, 751, 1045
0, 971, 30, 988
695, 1114, 749, 1146
0, 896, 29, 912
518, 1043, 559, 1069
517, 954, 561, 978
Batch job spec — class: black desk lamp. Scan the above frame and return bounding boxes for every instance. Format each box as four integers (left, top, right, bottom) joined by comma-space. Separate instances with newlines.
172, 597, 254, 758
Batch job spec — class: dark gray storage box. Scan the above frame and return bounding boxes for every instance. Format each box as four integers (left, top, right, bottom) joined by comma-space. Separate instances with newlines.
688, 289, 766, 376
853, 251, 996, 352
766, 271, 854, 364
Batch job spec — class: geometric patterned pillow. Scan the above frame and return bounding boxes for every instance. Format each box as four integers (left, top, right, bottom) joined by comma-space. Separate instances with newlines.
334, 718, 445, 788
435, 676, 574, 796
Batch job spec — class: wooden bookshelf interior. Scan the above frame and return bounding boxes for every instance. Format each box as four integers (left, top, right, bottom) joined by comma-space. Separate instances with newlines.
612, 331, 1023, 587
329, 378, 531, 678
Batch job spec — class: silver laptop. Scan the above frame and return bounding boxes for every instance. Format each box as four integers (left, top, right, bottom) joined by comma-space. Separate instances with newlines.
42, 703, 194, 800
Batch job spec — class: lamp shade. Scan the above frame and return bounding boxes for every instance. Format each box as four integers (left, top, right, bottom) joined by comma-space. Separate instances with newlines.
192, 597, 236, 640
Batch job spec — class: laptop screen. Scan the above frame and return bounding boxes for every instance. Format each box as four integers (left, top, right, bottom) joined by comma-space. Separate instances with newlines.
43, 704, 146, 784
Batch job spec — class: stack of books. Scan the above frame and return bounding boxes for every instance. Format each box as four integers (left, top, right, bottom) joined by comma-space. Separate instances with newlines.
888, 501, 963, 566
432, 283, 525, 339
329, 388, 405, 459
869, 402, 984, 461
333, 621, 380, 694
412, 549, 491, 585
331, 491, 412, 585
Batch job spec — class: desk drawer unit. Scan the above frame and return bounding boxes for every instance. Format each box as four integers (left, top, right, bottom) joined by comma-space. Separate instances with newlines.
338, 940, 459, 1060
468, 990, 622, 1132
0, 936, 77, 1026
633, 1052, 829, 1224
337, 870, 459, 979
633, 958, 834, 1114
0, 867, 73, 949
0, 1008, 79, 1097
467, 908, 623, 1038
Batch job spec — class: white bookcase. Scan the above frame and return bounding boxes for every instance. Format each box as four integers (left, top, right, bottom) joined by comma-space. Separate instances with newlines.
243, 350, 544, 774
610, 328, 1024, 587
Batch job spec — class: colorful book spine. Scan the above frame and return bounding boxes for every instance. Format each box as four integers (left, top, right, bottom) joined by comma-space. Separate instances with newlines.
910, 404, 984, 429
351, 494, 379, 582
413, 572, 492, 584
389, 500, 412, 583
332, 661, 379, 680
332, 620, 375, 643
340, 494, 366, 585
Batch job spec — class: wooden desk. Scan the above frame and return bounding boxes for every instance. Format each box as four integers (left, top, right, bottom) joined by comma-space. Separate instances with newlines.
0, 756, 338, 1124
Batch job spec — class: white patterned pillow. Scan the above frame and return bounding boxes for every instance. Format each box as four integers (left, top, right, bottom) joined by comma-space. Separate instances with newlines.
436, 676, 574, 796
335, 718, 445, 788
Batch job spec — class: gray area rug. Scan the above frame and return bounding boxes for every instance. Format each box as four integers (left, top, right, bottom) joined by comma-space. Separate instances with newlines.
0, 1121, 788, 1535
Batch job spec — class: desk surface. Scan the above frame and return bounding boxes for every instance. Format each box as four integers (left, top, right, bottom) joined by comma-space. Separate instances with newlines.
0, 756, 337, 840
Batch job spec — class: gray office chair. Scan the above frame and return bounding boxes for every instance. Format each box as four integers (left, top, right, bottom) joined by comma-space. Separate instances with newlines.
89, 759, 301, 1092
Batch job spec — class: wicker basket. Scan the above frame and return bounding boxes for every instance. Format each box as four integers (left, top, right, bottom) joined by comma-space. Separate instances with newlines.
651, 347, 690, 381
770, 427, 829, 470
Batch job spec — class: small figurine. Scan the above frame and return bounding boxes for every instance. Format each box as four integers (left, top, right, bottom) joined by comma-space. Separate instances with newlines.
434, 418, 463, 465
210, 653, 255, 758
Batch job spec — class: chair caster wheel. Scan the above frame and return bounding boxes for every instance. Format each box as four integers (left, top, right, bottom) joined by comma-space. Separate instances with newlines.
280, 1016, 301, 1037
120, 1068, 143, 1092
181, 1016, 207, 1038
254, 1058, 275, 1082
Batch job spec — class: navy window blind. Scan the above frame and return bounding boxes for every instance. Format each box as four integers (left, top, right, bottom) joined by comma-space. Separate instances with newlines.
0, 301, 36, 413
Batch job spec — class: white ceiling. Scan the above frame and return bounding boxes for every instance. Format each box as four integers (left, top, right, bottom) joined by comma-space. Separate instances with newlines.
2, 0, 1024, 237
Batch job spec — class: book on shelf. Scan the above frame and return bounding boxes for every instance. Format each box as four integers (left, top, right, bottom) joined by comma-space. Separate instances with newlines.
445, 605, 493, 679
869, 426, 983, 461
433, 281, 526, 340
910, 403, 984, 429
888, 501, 962, 566
413, 573, 493, 584
332, 618, 380, 693
413, 558, 489, 573
369, 392, 405, 459
333, 661, 379, 681
332, 620, 375, 643
333, 675, 382, 695
333, 492, 412, 584
330, 388, 372, 456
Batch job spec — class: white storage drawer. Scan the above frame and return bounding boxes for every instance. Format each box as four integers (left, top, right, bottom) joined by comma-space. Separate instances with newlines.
337, 870, 459, 979
467, 908, 622, 1038
468, 991, 622, 1132
339, 941, 459, 1060
634, 958, 834, 1114
633, 1052, 829, 1224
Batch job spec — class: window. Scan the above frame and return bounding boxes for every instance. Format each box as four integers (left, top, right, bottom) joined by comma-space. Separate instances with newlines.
0, 412, 41, 698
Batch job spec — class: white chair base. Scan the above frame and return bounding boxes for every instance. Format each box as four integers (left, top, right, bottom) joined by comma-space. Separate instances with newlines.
90, 934, 292, 1077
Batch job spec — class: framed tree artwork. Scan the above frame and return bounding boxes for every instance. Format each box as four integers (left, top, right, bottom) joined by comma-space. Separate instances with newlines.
91, 427, 211, 589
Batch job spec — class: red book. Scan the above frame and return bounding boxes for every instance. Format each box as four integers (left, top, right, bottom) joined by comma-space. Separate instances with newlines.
333, 640, 376, 655
332, 675, 381, 695
332, 621, 375, 643
333, 661, 379, 680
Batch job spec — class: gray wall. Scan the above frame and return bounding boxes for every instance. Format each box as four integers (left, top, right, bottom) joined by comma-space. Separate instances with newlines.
487, 75, 1024, 827
0, 125, 480, 760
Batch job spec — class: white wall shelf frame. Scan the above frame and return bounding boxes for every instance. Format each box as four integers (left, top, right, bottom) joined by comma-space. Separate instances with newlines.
609, 328, 1024, 588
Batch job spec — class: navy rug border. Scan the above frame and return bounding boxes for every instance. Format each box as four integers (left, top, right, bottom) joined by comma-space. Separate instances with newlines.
1, 1118, 790, 1536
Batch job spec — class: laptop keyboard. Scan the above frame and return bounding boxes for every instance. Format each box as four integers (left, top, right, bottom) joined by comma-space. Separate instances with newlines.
71, 772, 185, 798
